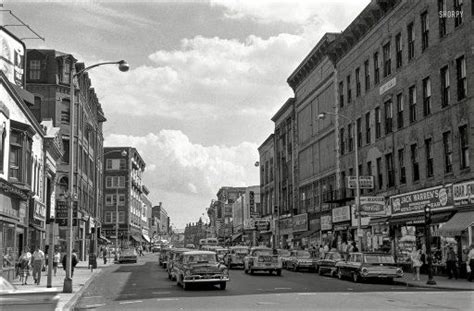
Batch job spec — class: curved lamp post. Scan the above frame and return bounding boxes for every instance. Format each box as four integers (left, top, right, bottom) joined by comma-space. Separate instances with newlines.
318, 111, 362, 252
64, 60, 129, 293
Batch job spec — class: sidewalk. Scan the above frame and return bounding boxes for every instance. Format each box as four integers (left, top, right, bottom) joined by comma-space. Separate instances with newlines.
395, 273, 474, 290
11, 257, 115, 310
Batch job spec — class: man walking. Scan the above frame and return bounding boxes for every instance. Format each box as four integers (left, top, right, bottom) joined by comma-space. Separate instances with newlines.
32, 245, 45, 285
446, 246, 457, 279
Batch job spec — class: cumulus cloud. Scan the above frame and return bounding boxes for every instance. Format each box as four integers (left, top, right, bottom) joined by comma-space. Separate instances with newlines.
105, 130, 259, 197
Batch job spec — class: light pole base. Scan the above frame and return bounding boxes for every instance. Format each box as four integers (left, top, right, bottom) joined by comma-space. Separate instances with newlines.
426, 279, 437, 285
63, 277, 73, 293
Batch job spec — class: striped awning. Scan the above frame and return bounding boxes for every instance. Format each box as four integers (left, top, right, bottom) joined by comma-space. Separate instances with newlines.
438, 210, 474, 237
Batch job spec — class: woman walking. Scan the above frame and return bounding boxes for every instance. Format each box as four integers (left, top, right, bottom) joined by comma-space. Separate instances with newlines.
18, 249, 32, 285
410, 248, 423, 281
53, 249, 61, 276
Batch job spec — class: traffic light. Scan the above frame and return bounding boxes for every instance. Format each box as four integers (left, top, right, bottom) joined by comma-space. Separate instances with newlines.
424, 205, 432, 225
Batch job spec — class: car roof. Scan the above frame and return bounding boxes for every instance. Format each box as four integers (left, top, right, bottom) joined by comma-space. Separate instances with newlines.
250, 247, 272, 251
170, 248, 190, 253
183, 250, 217, 255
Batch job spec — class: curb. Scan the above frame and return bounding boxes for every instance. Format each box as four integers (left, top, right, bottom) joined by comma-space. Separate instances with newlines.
394, 280, 474, 291
62, 267, 107, 311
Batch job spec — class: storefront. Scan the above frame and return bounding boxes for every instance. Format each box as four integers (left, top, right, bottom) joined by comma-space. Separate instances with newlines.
389, 184, 455, 270
439, 180, 474, 272
350, 204, 370, 251
292, 213, 308, 249
278, 216, 293, 249
320, 214, 333, 248
332, 206, 352, 252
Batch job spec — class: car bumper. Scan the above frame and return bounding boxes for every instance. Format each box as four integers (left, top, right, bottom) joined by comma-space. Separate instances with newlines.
184, 276, 230, 283
362, 272, 402, 278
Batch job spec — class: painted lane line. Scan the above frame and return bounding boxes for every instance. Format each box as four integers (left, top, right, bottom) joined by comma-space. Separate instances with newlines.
85, 304, 107, 308
156, 298, 179, 301
119, 300, 143, 305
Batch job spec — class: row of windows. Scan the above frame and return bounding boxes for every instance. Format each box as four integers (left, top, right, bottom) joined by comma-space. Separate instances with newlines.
104, 211, 125, 224
260, 158, 274, 185
106, 158, 127, 170
105, 194, 126, 206
342, 125, 469, 192
339, 1, 467, 107
105, 175, 125, 188
339, 56, 467, 154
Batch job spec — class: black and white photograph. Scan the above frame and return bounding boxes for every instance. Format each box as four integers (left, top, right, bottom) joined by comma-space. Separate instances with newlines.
0, 0, 473, 310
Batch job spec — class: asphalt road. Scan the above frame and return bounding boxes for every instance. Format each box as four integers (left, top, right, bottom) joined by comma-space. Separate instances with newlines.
74, 253, 472, 311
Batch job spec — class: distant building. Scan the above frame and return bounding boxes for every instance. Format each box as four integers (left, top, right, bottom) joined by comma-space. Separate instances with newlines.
258, 134, 275, 246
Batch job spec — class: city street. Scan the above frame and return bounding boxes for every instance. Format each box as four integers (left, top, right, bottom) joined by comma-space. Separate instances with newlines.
74, 253, 472, 310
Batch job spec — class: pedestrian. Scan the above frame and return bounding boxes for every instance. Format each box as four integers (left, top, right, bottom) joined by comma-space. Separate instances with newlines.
53, 249, 61, 277
467, 244, 474, 282
102, 247, 108, 264
410, 247, 423, 281
62, 249, 79, 277
351, 242, 359, 252
445, 246, 457, 279
32, 245, 45, 285
18, 248, 32, 285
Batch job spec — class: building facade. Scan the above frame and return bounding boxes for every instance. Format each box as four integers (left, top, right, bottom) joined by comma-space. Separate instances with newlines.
26, 49, 106, 260
287, 33, 339, 250
102, 147, 146, 247
257, 134, 275, 246
328, 0, 473, 264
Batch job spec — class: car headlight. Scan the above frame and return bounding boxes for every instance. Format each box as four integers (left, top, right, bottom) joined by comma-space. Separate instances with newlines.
223, 268, 229, 276
396, 268, 403, 275
184, 270, 192, 276
361, 268, 368, 275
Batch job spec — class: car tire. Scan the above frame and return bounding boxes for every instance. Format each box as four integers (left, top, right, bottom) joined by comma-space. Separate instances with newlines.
276, 269, 282, 276
352, 272, 359, 283
220, 282, 227, 290
337, 268, 343, 279
249, 268, 254, 275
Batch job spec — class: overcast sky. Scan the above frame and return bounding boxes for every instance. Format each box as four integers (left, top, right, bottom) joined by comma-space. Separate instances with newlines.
5, 0, 369, 228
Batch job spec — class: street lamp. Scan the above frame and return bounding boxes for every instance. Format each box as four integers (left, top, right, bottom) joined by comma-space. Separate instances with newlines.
63, 60, 129, 293
318, 112, 362, 251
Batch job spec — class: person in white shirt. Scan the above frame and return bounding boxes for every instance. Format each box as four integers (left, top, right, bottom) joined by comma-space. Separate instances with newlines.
468, 244, 474, 282
32, 245, 45, 285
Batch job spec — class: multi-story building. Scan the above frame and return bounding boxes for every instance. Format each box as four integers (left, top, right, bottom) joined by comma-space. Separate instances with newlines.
257, 135, 275, 246
102, 147, 146, 247
26, 49, 106, 260
1, 59, 61, 280
287, 33, 339, 249
231, 185, 260, 245
328, 0, 473, 261
184, 219, 206, 247
214, 186, 246, 243
152, 203, 170, 240
141, 185, 152, 246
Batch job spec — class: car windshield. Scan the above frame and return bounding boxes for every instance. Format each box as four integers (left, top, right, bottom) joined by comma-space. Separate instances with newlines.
234, 248, 249, 254
328, 252, 342, 260
296, 251, 311, 258
185, 254, 217, 263
364, 255, 395, 264
253, 249, 273, 256
278, 250, 290, 256
121, 249, 136, 255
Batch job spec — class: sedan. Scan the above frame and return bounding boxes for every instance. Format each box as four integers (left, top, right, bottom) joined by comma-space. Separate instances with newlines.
315, 251, 343, 277
0, 276, 60, 311
118, 249, 138, 263
335, 252, 403, 283
286, 250, 318, 272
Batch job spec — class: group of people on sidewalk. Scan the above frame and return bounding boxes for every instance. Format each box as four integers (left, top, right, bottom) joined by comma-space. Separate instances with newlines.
410, 244, 474, 282
16, 246, 79, 285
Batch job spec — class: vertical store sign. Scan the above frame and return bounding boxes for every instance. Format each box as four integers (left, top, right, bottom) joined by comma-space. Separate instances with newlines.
0, 27, 26, 88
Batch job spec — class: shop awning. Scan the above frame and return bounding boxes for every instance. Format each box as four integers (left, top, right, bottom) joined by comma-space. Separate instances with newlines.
232, 232, 243, 242
388, 212, 453, 226
369, 216, 390, 225
131, 235, 142, 242
438, 211, 474, 237
297, 229, 319, 239
142, 234, 151, 243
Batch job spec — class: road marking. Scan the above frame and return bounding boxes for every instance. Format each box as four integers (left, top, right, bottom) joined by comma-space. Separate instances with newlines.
119, 300, 143, 305
85, 304, 106, 308
83, 296, 102, 299
274, 287, 291, 290
156, 298, 179, 301
153, 291, 172, 295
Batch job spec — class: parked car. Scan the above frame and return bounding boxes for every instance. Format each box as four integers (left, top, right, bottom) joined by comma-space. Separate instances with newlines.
244, 247, 282, 275
226, 246, 249, 269
286, 250, 318, 272
0, 276, 61, 311
151, 245, 161, 253
118, 248, 138, 263
315, 251, 343, 277
277, 249, 291, 269
335, 252, 403, 283
185, 244, 196, 249
174, 250, 229, 290
166, 248, 190, 280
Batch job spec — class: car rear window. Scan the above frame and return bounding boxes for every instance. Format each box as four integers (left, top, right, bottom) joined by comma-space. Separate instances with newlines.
364, 255, 395, 264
